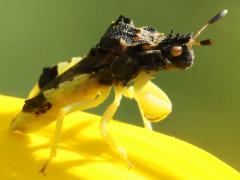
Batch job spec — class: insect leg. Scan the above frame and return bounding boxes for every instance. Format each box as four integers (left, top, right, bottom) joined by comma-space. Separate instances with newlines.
135, 81, 172, 125
123, 86, 153, 130
39, 107, 66, 175
123, 71, 154, 130
99, 85, 134, 168
138, 103, 153, 130
124, 80, 172, 130
40, 88, 111, 175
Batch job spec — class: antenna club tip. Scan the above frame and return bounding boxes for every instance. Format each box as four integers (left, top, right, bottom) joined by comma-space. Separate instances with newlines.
223, 9, 228, 12
221, 9, 228, 18
222, 9, 228, 15
208, 9, 228, 24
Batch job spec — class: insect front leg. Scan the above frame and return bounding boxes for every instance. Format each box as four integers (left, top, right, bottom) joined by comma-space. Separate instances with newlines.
123, 86, 153, 130
138, 103, 154, 130
135, 81, 172, 128
123, 71, 154, 130
99, 85, 134, 168
124, 80, 172, 130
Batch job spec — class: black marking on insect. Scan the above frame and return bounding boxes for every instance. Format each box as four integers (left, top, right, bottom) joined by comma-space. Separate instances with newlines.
23, 94, 52, 116
39, 66, 58, 89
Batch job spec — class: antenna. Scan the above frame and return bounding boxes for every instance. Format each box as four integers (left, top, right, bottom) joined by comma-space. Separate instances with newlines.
193, 9, 228, 40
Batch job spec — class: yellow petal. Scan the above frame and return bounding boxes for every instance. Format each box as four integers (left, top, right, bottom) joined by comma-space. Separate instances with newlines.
0, 95, 239, 179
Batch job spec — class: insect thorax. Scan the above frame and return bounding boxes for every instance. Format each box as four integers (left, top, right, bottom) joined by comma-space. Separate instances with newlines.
84, 15, 194, 85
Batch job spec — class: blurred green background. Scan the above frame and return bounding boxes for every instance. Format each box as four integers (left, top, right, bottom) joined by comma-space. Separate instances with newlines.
0, 0, 239, 171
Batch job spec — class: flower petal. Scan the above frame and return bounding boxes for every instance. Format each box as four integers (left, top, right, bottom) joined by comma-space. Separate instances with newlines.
0, 95, 239, 179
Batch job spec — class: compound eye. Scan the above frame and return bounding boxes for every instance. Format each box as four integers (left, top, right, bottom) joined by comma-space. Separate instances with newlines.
171, 46, 182, 57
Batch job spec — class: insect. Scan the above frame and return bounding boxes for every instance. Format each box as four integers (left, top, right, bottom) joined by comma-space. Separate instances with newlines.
9, 10, 228, 175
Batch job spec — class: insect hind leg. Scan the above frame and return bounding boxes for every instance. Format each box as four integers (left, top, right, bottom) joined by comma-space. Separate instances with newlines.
40, 87, 111, 175
39, 108, 65, 175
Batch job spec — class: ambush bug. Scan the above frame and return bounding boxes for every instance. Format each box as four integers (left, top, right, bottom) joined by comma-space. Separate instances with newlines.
9, 10, 228, 174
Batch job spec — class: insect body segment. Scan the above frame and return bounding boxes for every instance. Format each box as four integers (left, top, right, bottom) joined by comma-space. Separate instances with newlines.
9, 10, 227, 174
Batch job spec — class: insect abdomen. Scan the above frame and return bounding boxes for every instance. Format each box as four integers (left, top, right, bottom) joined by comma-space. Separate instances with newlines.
9, 94, 59, 132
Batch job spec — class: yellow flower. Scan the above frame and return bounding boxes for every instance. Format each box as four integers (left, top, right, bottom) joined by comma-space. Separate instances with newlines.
0, 94, 239, 179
